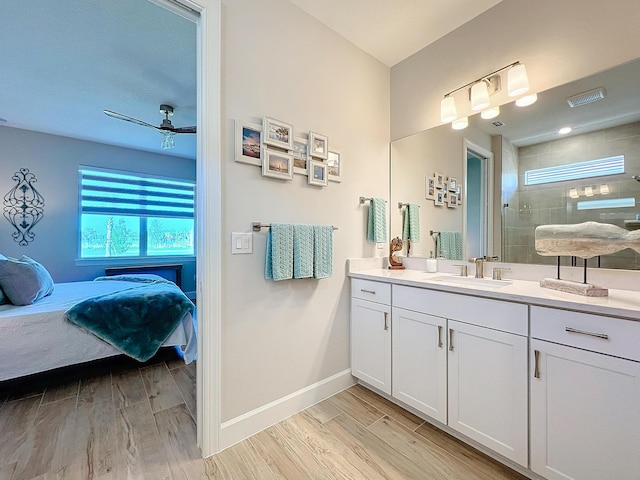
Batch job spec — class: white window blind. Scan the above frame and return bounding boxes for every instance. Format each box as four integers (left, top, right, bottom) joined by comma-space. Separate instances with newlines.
524, 155, 624, 186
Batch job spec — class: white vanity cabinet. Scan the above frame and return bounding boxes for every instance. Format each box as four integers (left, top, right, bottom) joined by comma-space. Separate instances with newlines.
530, 307, 640, 480
392, 285, 529, 467
350, 279, 392, 394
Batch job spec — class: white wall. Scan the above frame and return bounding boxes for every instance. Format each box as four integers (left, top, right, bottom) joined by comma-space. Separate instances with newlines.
391, 0, 640, 141
0, 126, 196, 291
220, 0, 389, 422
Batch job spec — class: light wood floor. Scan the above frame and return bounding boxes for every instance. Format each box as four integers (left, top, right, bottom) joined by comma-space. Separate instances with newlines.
0, 357, 527, 480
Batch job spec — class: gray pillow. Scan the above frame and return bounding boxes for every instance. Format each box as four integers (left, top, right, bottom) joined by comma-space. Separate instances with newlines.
0, 286, 7, 305
0, 255, 55, 305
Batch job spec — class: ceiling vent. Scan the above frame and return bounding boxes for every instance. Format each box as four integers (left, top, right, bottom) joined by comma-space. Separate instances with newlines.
491, 120, 505, 127
567, 87, 606, 107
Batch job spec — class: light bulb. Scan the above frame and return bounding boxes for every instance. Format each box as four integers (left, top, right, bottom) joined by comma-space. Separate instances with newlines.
471, 81, 490, 111
452, 117, 468, 130
481, 106, 500, 119
508, 63, 530, 97
441, 96, 457, 123
515, 93, 537, 107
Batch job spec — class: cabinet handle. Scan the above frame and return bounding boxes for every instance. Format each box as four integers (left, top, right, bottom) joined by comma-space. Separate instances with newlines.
449, 328, 454, 351
565, 327, 609, 340
360, 289, 376, 295
437, 325, 443, 348
384, 312, 389, 331
534, 350, 540, 379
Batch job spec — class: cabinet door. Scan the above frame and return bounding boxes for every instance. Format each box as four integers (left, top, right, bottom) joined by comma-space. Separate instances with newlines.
392, 307, 447, 423
448, 320, 528, 467
531, 339, 640, 480
351, 298, 391, 394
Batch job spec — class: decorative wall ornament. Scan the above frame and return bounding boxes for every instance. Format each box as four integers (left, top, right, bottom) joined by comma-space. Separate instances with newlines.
3, 168, 45, 245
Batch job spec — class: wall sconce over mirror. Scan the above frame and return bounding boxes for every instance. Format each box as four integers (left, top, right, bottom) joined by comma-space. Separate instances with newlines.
440, 61, 535, 130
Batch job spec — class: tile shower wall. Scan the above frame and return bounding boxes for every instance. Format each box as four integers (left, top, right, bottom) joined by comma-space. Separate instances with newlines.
503, 121, 640, 269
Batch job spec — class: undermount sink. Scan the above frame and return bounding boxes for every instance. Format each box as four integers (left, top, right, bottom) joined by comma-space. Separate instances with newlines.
428, 275, 513, 288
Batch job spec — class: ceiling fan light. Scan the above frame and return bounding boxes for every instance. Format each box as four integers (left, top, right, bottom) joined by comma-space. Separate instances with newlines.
452, 117, 468, 130
508, 63, 530, 97
161, 132, 176, 149
471, 81, 490, 111
515, 93, 538, 107
441, 96, 457, 123
481, 106, 500, 119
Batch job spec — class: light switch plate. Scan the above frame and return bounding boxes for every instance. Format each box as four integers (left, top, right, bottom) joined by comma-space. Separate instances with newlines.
231, 232, 253, 254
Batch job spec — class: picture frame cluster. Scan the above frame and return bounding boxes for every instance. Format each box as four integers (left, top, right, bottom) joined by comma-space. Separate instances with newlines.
235, 116, 342, 187
426, 172, 460, 208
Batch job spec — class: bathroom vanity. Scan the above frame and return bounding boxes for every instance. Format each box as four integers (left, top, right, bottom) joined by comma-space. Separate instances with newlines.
349, 267, 640, 480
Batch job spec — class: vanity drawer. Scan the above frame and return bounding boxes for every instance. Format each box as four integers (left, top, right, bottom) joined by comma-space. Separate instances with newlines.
393, 285, 527, 336
351, 279, 391, 305
531, 306, 640, 362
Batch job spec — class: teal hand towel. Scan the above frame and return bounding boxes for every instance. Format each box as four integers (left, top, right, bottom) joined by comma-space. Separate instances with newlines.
367, 198, 387, 243
313, 225, 333, 279
437, 231, 462, 260
402, 204, 420, 243
293, 224, 314, 279
265, 223, 294, 281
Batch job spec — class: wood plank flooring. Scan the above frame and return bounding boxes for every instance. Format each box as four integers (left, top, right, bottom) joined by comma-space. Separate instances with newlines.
0, 357, 528, 480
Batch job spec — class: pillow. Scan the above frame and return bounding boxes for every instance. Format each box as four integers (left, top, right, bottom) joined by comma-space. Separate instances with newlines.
0, 255, 55, 305
0, 286, 7, 305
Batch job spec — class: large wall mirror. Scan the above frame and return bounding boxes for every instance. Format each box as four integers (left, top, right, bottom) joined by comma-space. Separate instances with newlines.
390, 58, 640, 269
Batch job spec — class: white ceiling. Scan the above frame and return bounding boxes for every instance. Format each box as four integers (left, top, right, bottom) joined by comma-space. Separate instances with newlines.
287, 0, 503, 67
0, 0, 197, 159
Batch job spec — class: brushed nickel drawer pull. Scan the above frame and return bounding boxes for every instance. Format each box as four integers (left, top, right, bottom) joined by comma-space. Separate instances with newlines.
384, 312, 389, 331
565, 327, 609, 340
534, 350, 540, 379
437, 325, 443, 348
360, 289, 376, 294
449, 328, 454, 352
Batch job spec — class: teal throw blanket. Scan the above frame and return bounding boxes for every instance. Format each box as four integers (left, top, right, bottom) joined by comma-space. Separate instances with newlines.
402, 204, 420, 243
367, 198, 387, 243
65, 280, 194, 362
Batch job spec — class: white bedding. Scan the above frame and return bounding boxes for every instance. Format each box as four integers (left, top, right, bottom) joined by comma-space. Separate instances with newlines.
0, 281, 196, 381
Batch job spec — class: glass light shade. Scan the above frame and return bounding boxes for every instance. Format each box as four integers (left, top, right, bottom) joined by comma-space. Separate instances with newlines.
481, 106, 500, 119
508, 63, 530, 96
584, 186, 594, 196
470, 81, 490, 111
600, 184, 610, 194
515, 93, 537, 107
441, 96, 457, 123
161, 132, 176, 149
569, 188, 579, 198
451, 117, 468, 130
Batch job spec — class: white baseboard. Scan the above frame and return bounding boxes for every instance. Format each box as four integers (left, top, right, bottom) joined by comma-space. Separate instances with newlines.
219, 369, 354, 450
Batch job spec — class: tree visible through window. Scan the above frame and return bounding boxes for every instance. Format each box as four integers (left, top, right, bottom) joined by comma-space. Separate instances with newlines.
79, 168, 195, 259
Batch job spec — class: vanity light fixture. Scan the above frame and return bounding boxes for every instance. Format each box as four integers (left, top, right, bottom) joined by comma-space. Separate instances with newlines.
584, 185, 594, 196
452, 117, 469, 130
600, 184, 610, 194
507, 63, 530, 96
569, 188, 579, 199
470, 80, 491, 111
515, 93, 538, 107
481, 106, 500, 119
440, 96, 457, 122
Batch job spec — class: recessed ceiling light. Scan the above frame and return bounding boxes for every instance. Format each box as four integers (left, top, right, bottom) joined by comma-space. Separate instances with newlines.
515, 93, 537, 107
558, 126, 572, 135
481, 106, 500, 119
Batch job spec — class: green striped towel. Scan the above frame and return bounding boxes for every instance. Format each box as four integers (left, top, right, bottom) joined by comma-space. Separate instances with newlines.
367, 198, 387, 243
293, 224, 314, 279
402, 204, 420, 242
313, 225, 333, 279
265, 223, 294, 281
437, 231, 462, 260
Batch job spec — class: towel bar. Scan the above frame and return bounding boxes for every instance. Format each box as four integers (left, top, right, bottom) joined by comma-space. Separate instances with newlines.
252, 222, 338, 232
398, 202, 420, 209
430, 230, 440, 236
359, 196, 388, 205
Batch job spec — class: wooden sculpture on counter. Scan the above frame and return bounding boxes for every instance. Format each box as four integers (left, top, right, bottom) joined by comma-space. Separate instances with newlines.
534, 221, 640, 296
388, 236, 405, 270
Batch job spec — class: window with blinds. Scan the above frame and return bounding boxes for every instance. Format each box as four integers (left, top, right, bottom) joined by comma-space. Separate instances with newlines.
78, 168, 195, 259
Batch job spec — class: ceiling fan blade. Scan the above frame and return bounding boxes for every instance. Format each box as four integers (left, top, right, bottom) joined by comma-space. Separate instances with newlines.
172, 126, 197, 134
103, 109, 159, 130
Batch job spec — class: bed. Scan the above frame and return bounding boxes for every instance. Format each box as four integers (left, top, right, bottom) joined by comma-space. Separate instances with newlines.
0, 276, 196, 382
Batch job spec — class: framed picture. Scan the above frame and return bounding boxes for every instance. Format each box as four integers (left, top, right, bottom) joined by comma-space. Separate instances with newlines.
292, 137, 308, 175
435, 190, 445, 206
235, 120, 262, 166
448, 192, 459, 208
435, 172, 444, 189
425, 176, 436, 199
327, 150, 342, 182
442, 181, 448, 193
448, 177, 457, 191
456, 186, 462, 201
308, 131, 328, 159
263, 116, 294, 150
262, 147, 293, 180
308, 159, 328, 187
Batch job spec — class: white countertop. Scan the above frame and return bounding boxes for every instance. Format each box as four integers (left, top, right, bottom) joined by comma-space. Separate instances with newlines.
349, 268, 640, 321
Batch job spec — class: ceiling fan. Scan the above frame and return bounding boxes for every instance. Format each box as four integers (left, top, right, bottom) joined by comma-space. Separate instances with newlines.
103, 104, 196, 149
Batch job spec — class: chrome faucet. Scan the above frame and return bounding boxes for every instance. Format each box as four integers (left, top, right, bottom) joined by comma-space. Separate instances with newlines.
469, 256, 499, 278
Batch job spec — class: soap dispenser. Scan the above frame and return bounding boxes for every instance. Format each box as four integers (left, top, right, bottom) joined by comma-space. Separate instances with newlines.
426, 251, 437, 273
